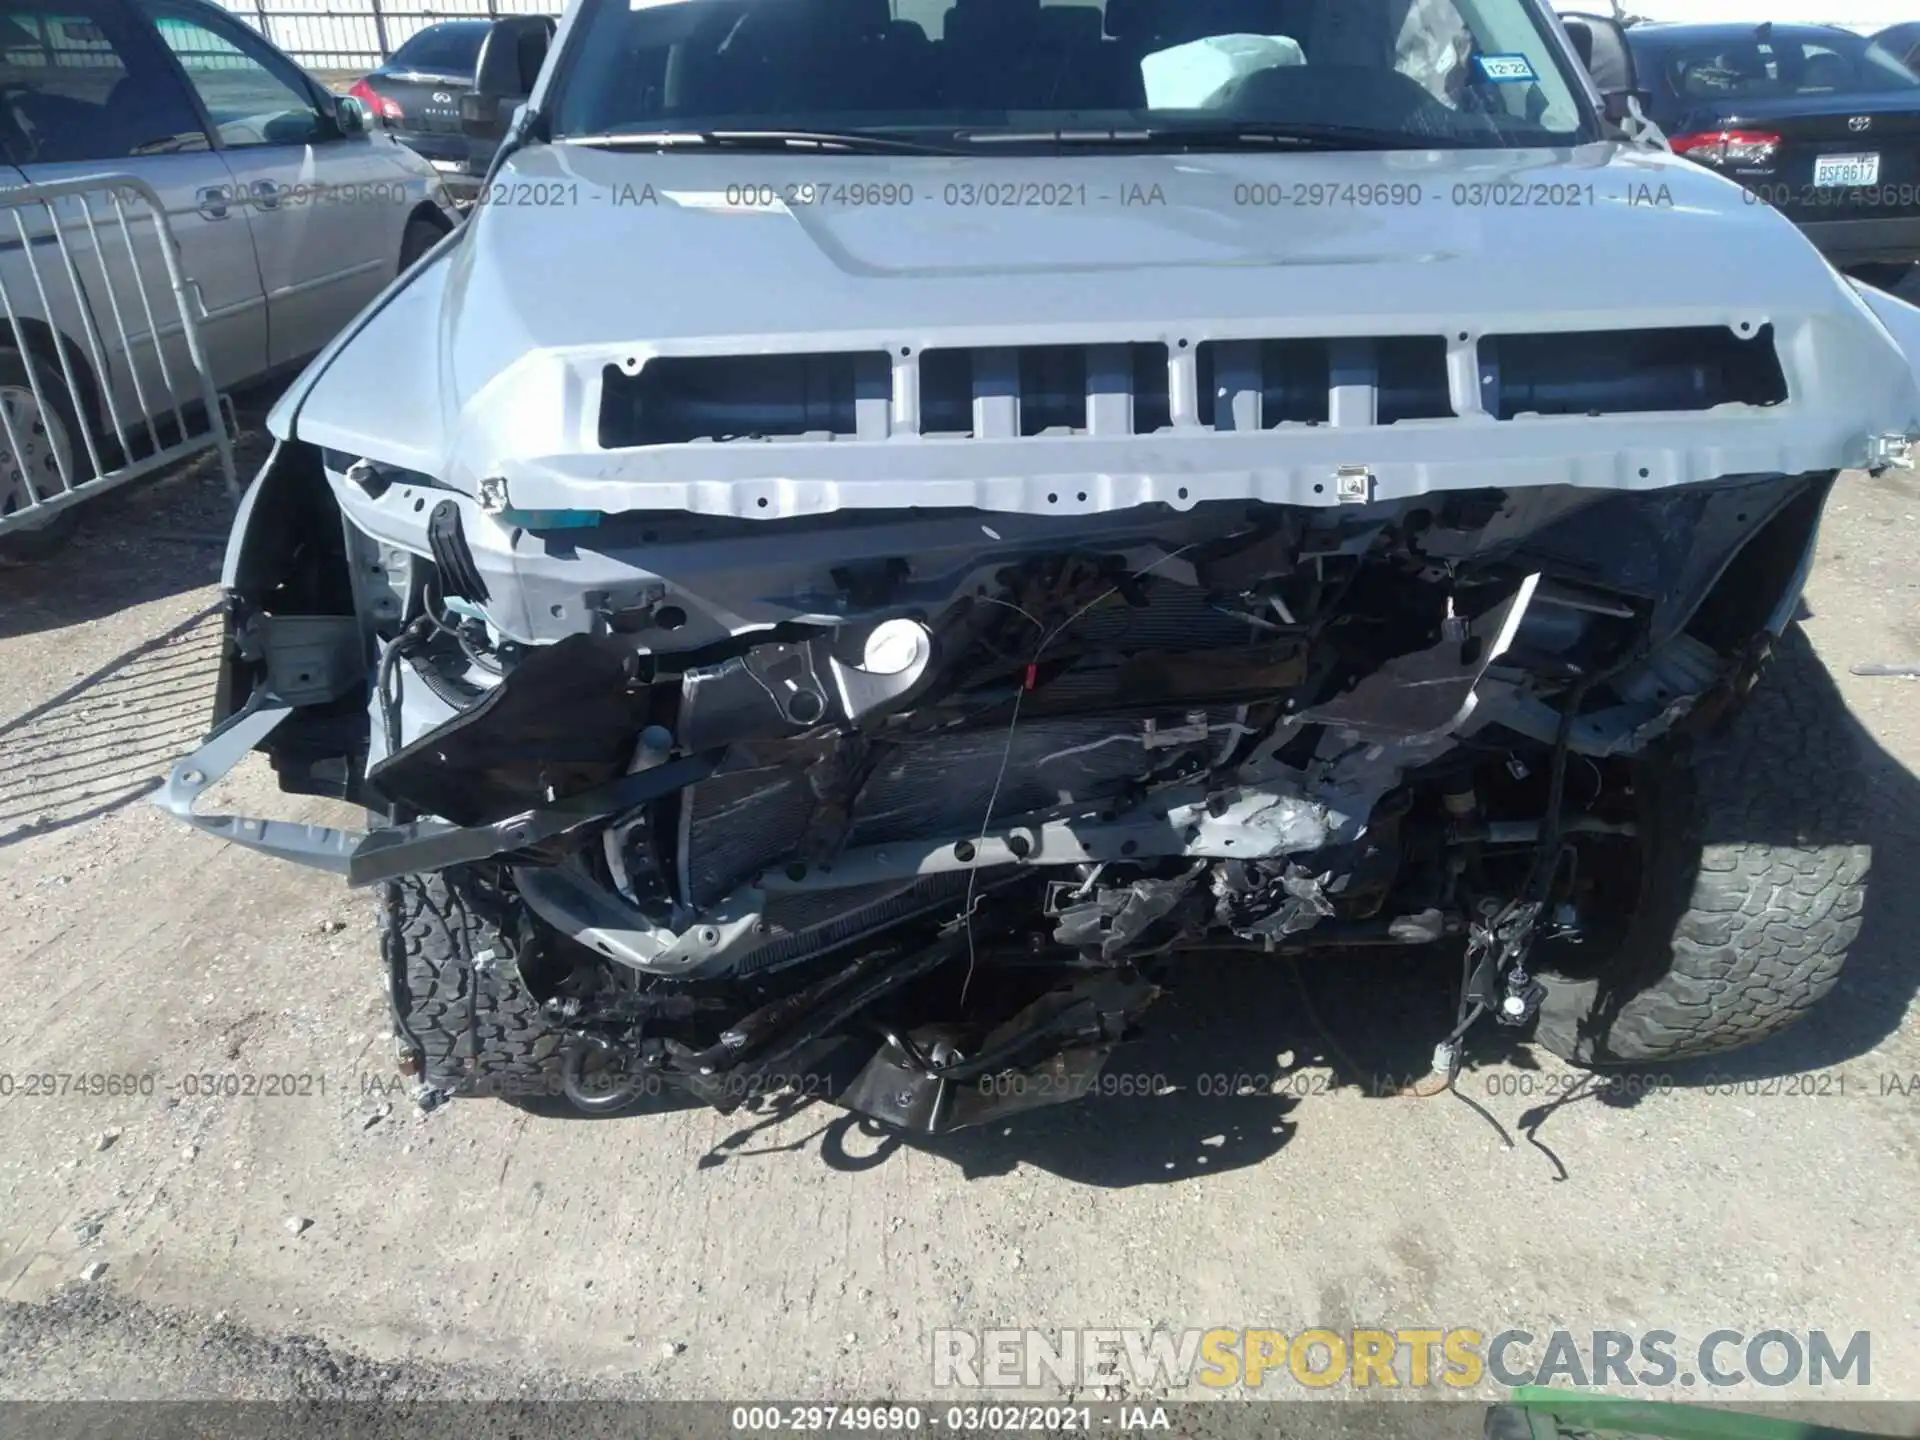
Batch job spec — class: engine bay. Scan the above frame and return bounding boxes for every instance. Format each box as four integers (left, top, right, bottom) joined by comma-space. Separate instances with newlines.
232, 469, 1811, 1128
161, 459, 1833, 1129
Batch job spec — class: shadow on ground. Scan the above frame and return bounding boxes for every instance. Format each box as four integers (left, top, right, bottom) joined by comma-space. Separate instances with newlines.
0, 602, 222, 846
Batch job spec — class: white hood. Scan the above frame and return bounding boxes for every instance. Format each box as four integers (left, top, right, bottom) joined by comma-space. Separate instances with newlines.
271, 138, 1920, 523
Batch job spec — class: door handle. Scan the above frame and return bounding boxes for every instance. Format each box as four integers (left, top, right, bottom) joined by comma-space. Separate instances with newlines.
196, 184, 231, 220
248, 179, 282, 210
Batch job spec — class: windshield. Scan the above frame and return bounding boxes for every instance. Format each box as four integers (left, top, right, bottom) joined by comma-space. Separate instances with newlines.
1648, 29, 1920, 99
548, 0, 1596, 149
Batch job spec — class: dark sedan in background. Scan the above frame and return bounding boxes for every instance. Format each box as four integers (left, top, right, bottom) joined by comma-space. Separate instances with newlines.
1620, 20, 1920, 282
350, 16, 554, 204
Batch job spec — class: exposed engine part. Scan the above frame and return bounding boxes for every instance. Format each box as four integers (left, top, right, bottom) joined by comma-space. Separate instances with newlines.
1499, 966, 1548, 1026
426, 499, 488, 603
348, 751, 720, 888
677, 618, 940, 752
1463, 898, 1550, 1029
832, 972, 1161, 1134
603, 724, 677, 905
832, 618, 936, 721
168, 465, 1839, 1133
1301, 572, 1540, 741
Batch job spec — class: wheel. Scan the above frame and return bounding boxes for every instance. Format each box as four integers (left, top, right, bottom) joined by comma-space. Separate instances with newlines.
398, 214, 450, 271
383, 868, 569, 1097
0, 346, 86, 563
1533, 626, 1869, 1065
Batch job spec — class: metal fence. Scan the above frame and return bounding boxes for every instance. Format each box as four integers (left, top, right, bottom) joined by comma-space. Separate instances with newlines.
216, 0, 553, 71
0, 174, 237, 541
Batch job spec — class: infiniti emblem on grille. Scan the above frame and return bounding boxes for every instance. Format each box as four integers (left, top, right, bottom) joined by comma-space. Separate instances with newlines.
1849, 115, 1872, 131
433, 90, 452, 102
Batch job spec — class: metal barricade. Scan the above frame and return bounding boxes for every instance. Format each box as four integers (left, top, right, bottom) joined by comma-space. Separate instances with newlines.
0, 172, 238, 540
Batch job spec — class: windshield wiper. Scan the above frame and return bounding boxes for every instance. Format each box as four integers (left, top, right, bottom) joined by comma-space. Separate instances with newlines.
955, 122, 1419, 151
562, 129, 970, 155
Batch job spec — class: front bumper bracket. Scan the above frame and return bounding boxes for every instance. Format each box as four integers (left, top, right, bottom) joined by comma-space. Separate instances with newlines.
154, 690, 722, 886
154, 690, 359, 875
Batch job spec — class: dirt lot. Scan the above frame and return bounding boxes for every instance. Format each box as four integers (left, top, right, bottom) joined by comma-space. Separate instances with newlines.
1, 410, 1918, 1421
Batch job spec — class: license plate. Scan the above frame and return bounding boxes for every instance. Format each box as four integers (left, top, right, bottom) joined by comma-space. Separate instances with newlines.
1814, 152, 1880, 186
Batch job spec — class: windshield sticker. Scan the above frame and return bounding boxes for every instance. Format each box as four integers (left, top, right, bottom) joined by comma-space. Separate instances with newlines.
1475, 53, 1538, 83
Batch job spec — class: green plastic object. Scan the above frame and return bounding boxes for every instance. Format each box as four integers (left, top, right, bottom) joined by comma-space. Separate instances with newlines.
1495, 1388, 1908, 1440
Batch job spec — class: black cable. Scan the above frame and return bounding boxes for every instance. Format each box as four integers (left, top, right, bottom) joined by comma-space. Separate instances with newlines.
1522, 677, 1589, 907
1447, 1068, 1515, 1149
421, 577, 505, 677
1442, 1000, 1488, 1046
1523, 627, 1659, 905
374, 626, 407, 760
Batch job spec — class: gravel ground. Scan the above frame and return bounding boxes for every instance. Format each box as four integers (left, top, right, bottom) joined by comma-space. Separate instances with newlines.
0, 401, 1917, 1423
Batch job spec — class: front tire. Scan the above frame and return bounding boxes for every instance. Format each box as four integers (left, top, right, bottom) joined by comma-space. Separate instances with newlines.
384, 868, 568, 1097
1533, 627, 1869, 1065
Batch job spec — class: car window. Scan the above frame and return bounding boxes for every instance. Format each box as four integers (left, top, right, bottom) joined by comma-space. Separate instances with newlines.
1653, 31, 1920, 99
141, 1, 326, 146
550, 0, 1596, 150
0, 0, 206, 162
1866, 29, 1920, 77
389, 21, 487, 76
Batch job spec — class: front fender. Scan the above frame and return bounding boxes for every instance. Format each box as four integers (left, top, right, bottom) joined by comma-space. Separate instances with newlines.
1848, 279, 1920, 430
208, 441, 368, 803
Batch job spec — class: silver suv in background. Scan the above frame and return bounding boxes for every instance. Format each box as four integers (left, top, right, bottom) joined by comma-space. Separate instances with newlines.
0, 0, 459, 556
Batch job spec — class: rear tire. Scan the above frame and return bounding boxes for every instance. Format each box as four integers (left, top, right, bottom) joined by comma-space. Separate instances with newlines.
1533, 627, 1868, 1065
384, 868, 568, 1098
0, 346, 86, 563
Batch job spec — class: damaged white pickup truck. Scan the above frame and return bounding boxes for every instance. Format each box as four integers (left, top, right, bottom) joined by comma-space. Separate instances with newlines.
162, 0, 1908, 1129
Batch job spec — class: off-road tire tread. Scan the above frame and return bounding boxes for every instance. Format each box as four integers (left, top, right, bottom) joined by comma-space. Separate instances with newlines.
1534, 628, 1868, 1064
383, 870, 566, 1097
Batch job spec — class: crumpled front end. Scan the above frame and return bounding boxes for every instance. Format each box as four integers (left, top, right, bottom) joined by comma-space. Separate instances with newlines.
161, 429, 1846, 1130
154, 148, 1920, 1129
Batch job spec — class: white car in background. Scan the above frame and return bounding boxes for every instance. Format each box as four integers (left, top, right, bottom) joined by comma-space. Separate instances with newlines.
0, 0, 459, 557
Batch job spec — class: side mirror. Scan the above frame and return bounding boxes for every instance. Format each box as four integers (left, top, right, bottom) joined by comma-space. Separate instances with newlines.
334, 94, 368, 136
1558, 12, 1644, 135
464, 16, 551, 138
1601, 87, 1654, 126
